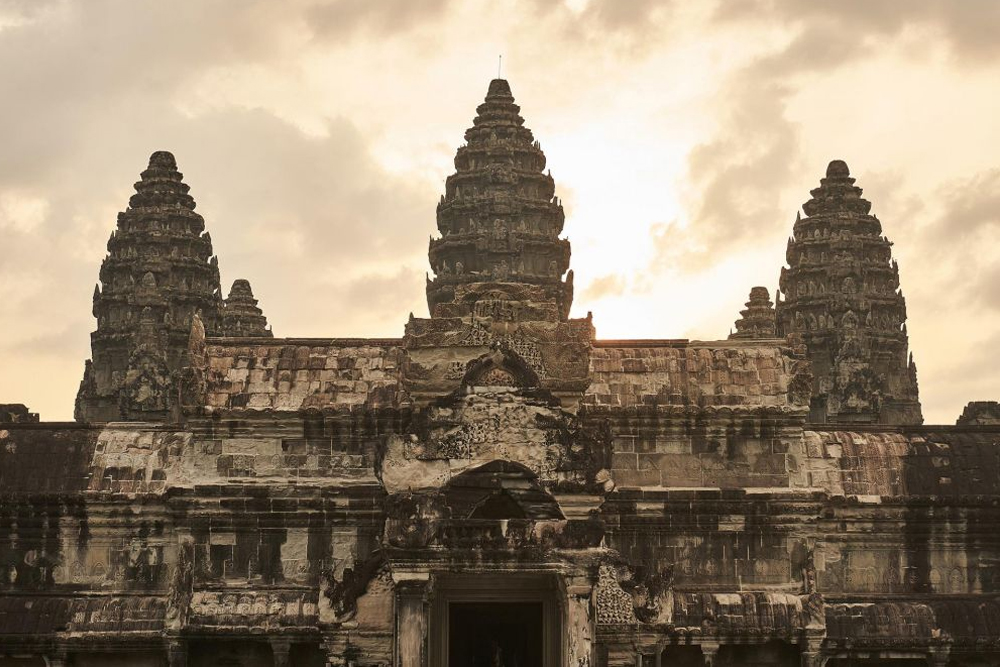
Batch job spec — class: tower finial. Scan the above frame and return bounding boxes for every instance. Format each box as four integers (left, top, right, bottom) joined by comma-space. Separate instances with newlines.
498, 54, 502, 79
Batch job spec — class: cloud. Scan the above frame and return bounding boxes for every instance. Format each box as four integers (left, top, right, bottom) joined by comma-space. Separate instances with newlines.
646, 77, 801, 274
521, 0, 682, 58
927, 169, 1000, 245
581, 273, 627, 301
892, 168, 1000, 316
716, 0, 1000, 65
305, 0, 452, 39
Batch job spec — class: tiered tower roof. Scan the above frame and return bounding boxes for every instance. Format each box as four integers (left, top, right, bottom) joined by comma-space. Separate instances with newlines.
76, 151, 224, 421
426, 79, 573, 321
221, 279, 272, 337
729, 287, 777, 339
776, 160, 921, 424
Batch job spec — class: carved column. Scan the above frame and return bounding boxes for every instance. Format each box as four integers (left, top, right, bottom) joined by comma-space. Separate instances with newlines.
271, 639, 291, 667
395, 576, 431, 667
167, 639, 187, 667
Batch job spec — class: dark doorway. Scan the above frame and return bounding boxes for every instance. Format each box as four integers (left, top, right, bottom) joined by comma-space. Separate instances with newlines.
660, 645, 706, 666
188, 640, 273, 667
449, 601, 544, 667
828, 661, 930, 666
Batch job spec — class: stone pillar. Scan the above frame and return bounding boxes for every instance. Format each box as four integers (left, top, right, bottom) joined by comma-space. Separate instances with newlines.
565, 573, 595, 667
929, 647, 951, 667
635, 651, 662, 667
271, 639, 291, 667
800, 651, 828, 667
167, 639, 187, 667
700, 641, 720, 667
800, 637, 827, 667
46, 654, 68, 667
395, 577, 431, 667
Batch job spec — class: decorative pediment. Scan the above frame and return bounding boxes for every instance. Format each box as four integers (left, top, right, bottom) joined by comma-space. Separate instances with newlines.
462, 346, 539, 390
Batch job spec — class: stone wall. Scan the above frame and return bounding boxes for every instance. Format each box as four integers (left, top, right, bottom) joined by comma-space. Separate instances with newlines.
202, 339, 405, 413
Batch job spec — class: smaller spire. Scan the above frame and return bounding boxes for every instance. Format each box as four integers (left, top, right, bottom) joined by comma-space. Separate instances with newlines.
729, 286, 777, 340
220, 279, 272, 337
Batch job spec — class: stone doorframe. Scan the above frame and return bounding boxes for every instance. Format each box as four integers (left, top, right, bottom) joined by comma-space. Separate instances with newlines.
430, 573, 561, 667
392, 566, 596, 667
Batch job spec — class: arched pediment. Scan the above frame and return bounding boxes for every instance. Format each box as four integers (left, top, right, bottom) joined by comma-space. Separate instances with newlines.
443, 460, 563, 520
462, 347, 540, 390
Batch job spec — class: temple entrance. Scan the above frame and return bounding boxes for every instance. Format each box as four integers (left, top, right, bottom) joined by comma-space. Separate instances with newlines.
427, 574, 561, 667
448, 601, 544, 667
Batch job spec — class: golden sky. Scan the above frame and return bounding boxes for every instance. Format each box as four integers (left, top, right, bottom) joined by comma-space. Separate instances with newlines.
1, 0, 998, 423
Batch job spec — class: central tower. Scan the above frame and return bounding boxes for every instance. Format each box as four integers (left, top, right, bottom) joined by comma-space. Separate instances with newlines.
426, 78, 573, 321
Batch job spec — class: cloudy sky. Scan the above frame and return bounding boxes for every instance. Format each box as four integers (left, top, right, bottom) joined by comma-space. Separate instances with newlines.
1, 0, 998, 423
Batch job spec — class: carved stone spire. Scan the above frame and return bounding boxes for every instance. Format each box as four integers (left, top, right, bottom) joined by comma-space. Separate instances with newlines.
220, 279, 272, 337
403, 79, 593, 407
776, 160, 922, 425
729, 287, 777, 339
75, 150, 224, 422
426, 78, 573, 321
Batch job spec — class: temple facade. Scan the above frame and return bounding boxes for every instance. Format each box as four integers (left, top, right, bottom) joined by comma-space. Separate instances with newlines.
2, 79, 999, 667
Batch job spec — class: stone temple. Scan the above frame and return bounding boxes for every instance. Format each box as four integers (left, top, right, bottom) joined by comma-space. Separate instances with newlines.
1, 79, 999, 667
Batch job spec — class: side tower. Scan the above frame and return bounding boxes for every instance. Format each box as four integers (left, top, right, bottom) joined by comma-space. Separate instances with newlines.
776, 160, 921, 425
729, 286, 777, 339
426, 78, 573, 321
75, 151, 224, 422
220, 278, 272, 337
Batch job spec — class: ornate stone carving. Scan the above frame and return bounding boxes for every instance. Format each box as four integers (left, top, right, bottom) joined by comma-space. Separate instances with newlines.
165, 539, 194, 630
119, 307, 173, 420
179, 311, 208, 409
595, 564, 638, 625
322, 553, 388, 623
